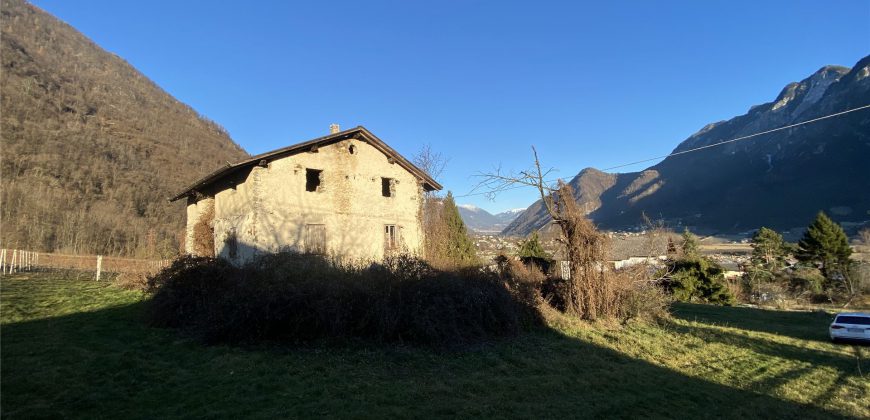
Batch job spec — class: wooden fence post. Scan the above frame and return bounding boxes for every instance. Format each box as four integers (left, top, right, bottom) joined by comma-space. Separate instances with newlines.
95, 255, 103, 281
10, 249, 17, 274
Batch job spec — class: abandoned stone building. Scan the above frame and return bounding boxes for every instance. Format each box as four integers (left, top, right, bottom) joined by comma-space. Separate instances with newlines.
170, 125, 442, 264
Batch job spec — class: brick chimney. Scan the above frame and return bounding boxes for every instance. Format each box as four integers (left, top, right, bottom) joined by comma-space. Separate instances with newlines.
329, 123, 340, 134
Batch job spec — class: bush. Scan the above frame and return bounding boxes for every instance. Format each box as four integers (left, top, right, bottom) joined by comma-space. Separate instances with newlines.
613, 268, 670, 322
541, 264, 669, 323
786, 266, 825, 296
113, 272, 149, 291
146, 253, 537, 346
659, 257, 735, 305
502, 259, 547, 319
853, 262, 870, 294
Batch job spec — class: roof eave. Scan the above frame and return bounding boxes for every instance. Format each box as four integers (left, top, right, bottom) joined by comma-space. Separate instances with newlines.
169, 126, 442, 202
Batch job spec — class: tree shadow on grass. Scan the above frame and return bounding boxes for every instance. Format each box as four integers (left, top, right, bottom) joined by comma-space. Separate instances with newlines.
670, 302, 838, 343
664, 321, 864, 371
1, 302, 858, 419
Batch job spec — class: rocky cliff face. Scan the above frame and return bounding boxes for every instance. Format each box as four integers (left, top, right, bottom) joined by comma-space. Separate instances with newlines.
504, 56, 870, 236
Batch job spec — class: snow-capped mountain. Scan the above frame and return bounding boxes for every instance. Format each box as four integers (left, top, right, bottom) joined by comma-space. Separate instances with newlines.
458, 205, 528, 233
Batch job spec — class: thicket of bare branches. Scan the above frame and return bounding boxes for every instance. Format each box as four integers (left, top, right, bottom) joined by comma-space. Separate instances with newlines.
412, 143, 449, 195
475, 147, 667, 321
859, 228, 870, 252
192, 203, 215, 257
552, 182, 611, 317
412, 145, 478, 269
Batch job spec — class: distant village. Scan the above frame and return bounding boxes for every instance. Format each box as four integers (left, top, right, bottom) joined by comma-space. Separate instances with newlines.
471, 230, 751, 279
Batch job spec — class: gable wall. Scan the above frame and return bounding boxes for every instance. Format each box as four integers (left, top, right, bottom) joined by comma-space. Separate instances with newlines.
198, 138, 424, 264
184, 196, 214, 255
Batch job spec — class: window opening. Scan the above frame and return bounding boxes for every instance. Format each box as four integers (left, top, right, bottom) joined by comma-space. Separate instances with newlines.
381, 177, 394, 197
384, 225, 398, 250
306, 168, 322, 192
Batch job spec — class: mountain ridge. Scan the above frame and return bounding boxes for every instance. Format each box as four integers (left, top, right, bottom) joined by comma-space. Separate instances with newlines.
504, 56, 870, 236
458, 205, 526, 233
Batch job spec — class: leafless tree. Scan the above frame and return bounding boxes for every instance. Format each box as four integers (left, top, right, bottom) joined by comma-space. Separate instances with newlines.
473, 147, 613, 319
412, 144, 449, 188
638, 212, 675, 282
412, 144, 452, 263
860, 228, 870, 251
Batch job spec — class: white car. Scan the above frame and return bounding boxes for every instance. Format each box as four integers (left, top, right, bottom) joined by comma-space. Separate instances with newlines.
829, 312, 870, 342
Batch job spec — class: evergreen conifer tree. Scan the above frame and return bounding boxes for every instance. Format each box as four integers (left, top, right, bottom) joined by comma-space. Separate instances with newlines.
681, 228, 700, 259
797, 212, 852, 279
440, 192, 478, 267
750, 227, 786, 270
517, 231, 550, 259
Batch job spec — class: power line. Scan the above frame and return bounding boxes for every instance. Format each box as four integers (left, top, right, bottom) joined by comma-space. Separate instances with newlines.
455, 104, 870, 199
600, 103, 870, 172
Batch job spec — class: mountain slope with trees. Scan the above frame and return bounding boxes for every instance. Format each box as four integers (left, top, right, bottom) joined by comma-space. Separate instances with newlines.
0, 0, 248, 256
505, 56, 870, 236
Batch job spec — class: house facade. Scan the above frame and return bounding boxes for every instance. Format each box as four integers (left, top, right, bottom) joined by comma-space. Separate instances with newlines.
170, 126, 441, 264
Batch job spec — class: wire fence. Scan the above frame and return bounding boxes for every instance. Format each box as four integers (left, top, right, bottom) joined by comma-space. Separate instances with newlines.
0, 248, 171, 280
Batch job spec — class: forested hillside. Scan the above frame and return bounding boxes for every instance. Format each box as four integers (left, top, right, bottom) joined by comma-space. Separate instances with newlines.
0, 0, 248, 257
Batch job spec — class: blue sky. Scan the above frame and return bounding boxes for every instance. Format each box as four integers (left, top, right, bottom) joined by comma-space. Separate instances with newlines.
33, 0, 870, 213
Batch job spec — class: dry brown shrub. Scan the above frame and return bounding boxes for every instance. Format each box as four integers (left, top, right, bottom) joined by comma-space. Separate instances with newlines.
192, 202, 215, 257
725, 277, 746, 302
612, 266, 670, 322
504, 259, 546, 309
113, 272, 149, 291
549, 183, 669, 322
553, 183, 612, 319
145, 253, 527, 347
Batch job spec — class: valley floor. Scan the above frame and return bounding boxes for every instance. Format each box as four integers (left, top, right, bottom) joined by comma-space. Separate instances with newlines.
1, 273, 868, 418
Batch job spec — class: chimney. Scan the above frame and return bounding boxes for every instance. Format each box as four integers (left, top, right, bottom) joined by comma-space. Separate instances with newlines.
329, 123, 340, 134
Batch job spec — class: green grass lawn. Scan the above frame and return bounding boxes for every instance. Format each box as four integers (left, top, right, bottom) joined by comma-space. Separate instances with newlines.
2, 272, 868, 419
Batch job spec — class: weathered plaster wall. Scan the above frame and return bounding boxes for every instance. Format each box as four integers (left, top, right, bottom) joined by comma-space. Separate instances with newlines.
200, 138, 423, 264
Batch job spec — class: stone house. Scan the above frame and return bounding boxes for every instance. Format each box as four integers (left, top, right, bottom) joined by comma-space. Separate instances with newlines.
170, 125, 442, 264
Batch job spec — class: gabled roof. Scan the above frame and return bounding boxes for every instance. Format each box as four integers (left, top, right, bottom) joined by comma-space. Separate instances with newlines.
170, 126, 442, 202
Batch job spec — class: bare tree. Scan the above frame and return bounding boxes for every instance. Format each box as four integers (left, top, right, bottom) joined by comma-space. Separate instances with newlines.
639, 212, 675, 282
473, 147, 612, 319
412, 144, 452, 263
412, 144, 449, 188
860, 228, 870, 251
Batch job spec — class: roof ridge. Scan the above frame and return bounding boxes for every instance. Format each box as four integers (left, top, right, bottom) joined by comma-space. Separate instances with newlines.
169, 126, 441, 201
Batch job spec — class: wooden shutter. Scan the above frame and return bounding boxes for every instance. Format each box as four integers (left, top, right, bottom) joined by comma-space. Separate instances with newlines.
305, 224, 326, 254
